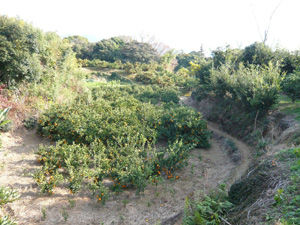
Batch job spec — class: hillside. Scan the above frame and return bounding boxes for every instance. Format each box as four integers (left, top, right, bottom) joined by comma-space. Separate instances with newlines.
1, 15, 300, 225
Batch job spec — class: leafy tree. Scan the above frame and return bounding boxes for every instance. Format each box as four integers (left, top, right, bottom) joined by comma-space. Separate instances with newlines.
240, 42, 273, 66
277, 49, 300, 75
0, 16, 77, 88
212, 45, 242, 69
175, 51, 204, 71
91, 37, 124, 62
119, 41, 159, 64
64, 35, 93, 59
210, 62, 282, 112
0, 16, 43, 87
281, 69, 300, 103
189, 59, 212, 84
159, 49, 177, 72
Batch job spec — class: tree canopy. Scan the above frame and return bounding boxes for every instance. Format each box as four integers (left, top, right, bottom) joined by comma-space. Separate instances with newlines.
0, 16, 77, 88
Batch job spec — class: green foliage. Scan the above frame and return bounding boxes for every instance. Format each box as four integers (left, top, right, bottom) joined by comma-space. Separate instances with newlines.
134, 85, 180, 104
119, 41, 159, 64
23, 116, 37, 130
159, 49, 177, 72
0, 107, 11, 148
240, 42, 273, 67
281, 69, 300, 103
136, 69, 197, 88
92, 37, 124, 62
224, 139, 238, 153
158, 106, 210, 148
0, 186, 20, 205
0, 215, 17, 225
24, 66, 86, 104
91, 83, 180, 104
274, 189, 284, 205
86, 59, 122, 69
64, 35, 92, 60
35, 83, 210, 202
212, 46, 242, 69
265, 148, 300, 224
183, 185, 233, 225
175, 51, 205, 71
209, 62, 282, 112
0, 108, 11, 128
0, 16, 78, 88
189, 60, 212, 84
0, 16, 43, 87
279, 49, 300, 75
74, 36, 160, 65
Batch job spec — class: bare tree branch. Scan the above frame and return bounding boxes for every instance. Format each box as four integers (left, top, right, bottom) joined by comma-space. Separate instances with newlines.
250, 0, 283, 43
264, 0, 284, 43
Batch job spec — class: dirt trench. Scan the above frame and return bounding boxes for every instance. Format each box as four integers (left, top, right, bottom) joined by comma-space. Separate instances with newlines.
0, 105, 252, 225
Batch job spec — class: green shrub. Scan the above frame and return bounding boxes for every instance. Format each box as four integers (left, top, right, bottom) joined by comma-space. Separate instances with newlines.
183, 184, 233, 225
23, 116, 37, 130
210, 62, 282, 113
0, 215, 17, 225
0, 185, 19, 224
35, 84, 211, 202
0, 121, 13, 132
0, 107, 11, 148
281, 70, 300, 103
265, 148, 300, 224
0, 186, 20, 205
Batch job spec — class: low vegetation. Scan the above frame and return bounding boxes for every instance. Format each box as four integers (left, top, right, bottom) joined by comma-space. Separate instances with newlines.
183, 184, 233, 225
34, 83, 210, 203
266, 147, 300, 224
1, 14, 300, 224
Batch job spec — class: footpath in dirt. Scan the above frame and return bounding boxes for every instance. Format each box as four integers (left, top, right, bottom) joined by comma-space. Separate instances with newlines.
0, 98, 252, 225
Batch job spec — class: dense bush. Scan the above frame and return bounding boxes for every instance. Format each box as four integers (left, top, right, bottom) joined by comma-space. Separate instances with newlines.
136, 69, 197, 88
0, 185, 20, 224
0, 16, 78, 88
281, 69, 300, 103
183, 184, 233, 224
0, 16, 42, 87
175, 50, 205, 71
35, 85, 210, 202
203, 62, 282, 113
65, 35, 94, 60
91, 84, 180, 104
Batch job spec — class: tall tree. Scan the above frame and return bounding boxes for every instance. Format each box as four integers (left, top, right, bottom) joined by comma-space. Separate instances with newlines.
91, 37, 124, 62
119, 41, 159, 64
240, 42, 273, 66
64, 35, 93, 59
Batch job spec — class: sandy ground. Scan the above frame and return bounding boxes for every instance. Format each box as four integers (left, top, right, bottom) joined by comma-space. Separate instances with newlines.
0, 99, 253, 225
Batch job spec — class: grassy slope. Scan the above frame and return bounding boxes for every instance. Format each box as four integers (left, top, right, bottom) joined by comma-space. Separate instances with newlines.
274, 94, 300, 122
227, 94, 300, 224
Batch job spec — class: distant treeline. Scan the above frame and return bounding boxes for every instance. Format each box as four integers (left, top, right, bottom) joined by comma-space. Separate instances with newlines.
1, 14, 300, 101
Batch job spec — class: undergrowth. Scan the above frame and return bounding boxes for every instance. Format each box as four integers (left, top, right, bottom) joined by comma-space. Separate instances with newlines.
34, 83, 211, 203
0, 186, 20, 225
265, 147, 300, 224
274, 94, 300, 123
183, 184, 233, 225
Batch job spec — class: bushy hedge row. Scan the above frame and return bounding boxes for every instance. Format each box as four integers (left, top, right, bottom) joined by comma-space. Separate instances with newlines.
136, 70, 197, 88
91, 84, 180, 104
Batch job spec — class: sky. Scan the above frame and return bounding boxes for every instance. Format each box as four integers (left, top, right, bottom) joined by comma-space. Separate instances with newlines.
1, 0, 299, 54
